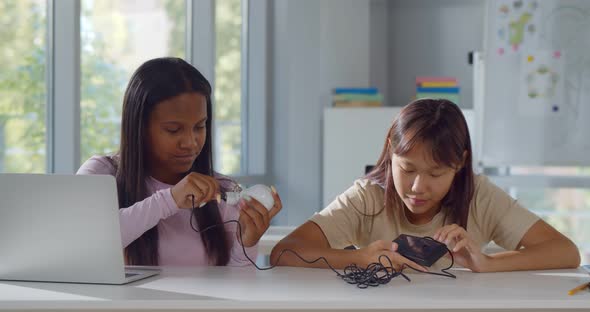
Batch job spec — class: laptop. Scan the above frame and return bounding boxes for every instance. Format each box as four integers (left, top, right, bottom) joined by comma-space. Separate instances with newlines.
0, 174, 160, 284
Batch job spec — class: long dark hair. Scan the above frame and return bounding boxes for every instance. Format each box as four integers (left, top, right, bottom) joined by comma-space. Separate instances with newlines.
115, 57, 230, 265
366, 99, 474, 228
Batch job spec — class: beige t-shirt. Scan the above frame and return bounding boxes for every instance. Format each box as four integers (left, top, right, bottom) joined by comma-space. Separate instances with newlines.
310, 175, 539, 268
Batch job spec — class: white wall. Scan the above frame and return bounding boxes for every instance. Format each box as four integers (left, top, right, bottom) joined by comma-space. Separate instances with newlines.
270, 0, 372, 226
386, 0, 485, 108
268, 0, 485, 226
370, 0, 391, 105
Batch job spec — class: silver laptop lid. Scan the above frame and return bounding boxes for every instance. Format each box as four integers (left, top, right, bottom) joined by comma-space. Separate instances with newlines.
0, 174, 127, 284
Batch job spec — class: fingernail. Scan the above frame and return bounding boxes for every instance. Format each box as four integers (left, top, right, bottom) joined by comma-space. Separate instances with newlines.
198, 202, 206, 208
271, 185, 277, 194
243, 195, 252, 202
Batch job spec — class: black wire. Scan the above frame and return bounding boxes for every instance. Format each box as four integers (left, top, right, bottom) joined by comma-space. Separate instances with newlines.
189, 195, 456, 288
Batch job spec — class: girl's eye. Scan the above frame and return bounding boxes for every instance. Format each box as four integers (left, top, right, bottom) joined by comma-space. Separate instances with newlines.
400, 167, 415, 173
166, 128, 180, 134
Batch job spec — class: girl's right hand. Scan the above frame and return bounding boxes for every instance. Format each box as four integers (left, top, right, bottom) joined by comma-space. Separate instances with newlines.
170, 172, 220, 209
357, 240, 428, 272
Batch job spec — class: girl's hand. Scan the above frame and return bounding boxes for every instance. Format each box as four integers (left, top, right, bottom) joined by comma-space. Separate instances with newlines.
237, 186, 283, 247
357, 240, 428, 272
170, 172, 220, 209
433, 224, 491, 272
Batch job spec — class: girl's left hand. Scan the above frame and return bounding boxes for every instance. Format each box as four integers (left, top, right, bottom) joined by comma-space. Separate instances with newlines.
433, 224, 491, 272
237, 187, 283, 247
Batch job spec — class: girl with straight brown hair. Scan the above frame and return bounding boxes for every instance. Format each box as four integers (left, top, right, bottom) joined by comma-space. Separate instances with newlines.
271, 99, 579, 272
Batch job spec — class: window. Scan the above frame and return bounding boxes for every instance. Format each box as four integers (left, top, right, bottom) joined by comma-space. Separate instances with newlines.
214, 0, 242, 175
2, 0, 265, 179
499, 166, 590, 264
0, 0, 47, 173
79, 0, 185, 163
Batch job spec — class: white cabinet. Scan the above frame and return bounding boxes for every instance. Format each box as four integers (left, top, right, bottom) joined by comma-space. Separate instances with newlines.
322, 107, 401, 207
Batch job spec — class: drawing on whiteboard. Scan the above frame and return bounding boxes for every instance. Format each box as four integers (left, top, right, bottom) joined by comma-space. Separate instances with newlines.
483, 0, 590, 166
541, 4, 590, 148
525, 57, 560, 100
494, 0, 541, 54
518, 50, 564, 116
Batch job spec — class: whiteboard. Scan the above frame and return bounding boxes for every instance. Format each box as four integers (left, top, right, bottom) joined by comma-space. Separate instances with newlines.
481, 0, 590, 166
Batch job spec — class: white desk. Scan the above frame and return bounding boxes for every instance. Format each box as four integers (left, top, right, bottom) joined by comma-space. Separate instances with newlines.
1, 266, 589, 311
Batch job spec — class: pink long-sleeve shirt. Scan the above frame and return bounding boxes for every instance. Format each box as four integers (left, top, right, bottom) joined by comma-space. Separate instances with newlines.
77, 156, 257, 266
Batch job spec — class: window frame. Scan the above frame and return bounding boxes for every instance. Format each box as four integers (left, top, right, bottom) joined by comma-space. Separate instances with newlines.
487, 171, 590, 190
47, 0, 81, 174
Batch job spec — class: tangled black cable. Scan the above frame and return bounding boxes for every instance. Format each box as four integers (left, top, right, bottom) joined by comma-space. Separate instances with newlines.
189, 195, 456, 288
